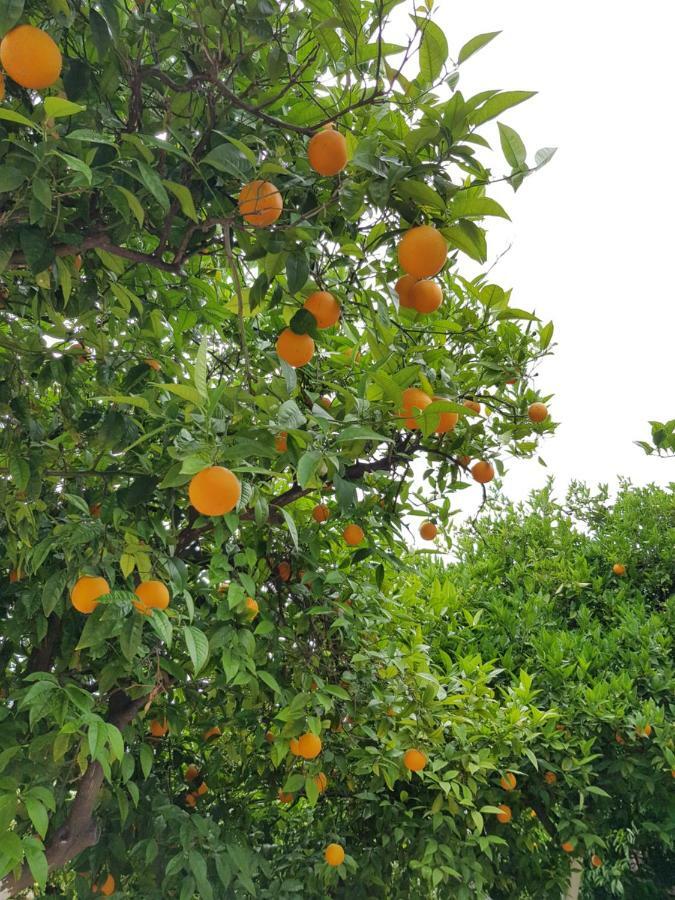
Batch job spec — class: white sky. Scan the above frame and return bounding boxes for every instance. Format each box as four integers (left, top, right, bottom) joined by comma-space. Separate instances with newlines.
390, 1, 674, 511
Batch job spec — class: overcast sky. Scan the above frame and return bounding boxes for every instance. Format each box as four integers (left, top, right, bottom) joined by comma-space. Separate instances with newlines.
390, 1, 674, 511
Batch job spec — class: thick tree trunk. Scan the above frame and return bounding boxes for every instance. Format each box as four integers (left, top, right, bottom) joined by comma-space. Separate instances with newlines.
563, 858, 583, 900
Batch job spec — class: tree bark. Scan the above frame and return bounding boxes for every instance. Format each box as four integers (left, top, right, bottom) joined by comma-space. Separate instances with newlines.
563, 859, 583, 900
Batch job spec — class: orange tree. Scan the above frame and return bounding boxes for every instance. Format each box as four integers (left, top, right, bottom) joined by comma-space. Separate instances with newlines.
0, 1, 558, 897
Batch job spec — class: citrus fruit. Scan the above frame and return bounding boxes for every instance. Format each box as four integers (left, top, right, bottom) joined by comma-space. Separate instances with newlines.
496, 804, 512, 823
144, 358, 161, 371
544, 771, 557, 785
431, 396, 459, 434
314, 772, 328, 793
203, 726, 221, 741
196, 781, 208, 796
324, 843, 345, 867
303, 291, 340, 328
245, 597, 259, 618
238, 179, 282, 227
149, 719, 168, 738
276, 328, 315, 367
410, 279, 442, 314
274, 431, 288, 452
133, 580, 170, 615
278, 790, 294, 803
463, 399, 481, 414
471, 461, 495, 484
189, 466, 241, 516
397, 225, 448, 278
312, 504, 330, 523
591, 854, 602, 868
562, 842, 574, 853
278, 561, 291, 581
0, 25, 62, 90
185, 793, 197, 807
70, 575, 110, 614
395, 274, 417, 309
528, 402, 549, 423
397, 387, 431, 429
343, 524, 364, 546
98, 874, 115, 896
612, 563, 626, 576
289, 737, 300, 756
419, 521, 437, 541
308, 125, 348, 176
185, 764, 199, 782
297, 732, 322, 759
500, 772, 517, 791
403, 748, 427, 772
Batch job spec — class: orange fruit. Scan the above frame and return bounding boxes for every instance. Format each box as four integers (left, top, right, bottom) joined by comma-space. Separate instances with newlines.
562, 842, 574, 854
496, 804, 512, 823
403, 748, 427, 772
463, 399, 481, 414
278, 790, 294, 803
395, 274, 417, 309
0, 25, 62, 90
74, 254, 83, 272
265, 731, 275, 743
196, 781, 208, 796
528, 402, 548, 423
144, 358, 161, 371
500, 772, 517, 791
278, 561, 291, 582
133, 580, 170, 615
238, 179, 282, 227
397, 225, 448, 278
149, 719, 168, 738
615, 732, 624, 745
324, 843, 345, 867
303, 291, 340, 328
312, 504, 330, 523
431, 396, 459, 434
203, 726, 221, 741
274, 431, 288, 452
245, 597, 259, 619
636, 723, 652, 738
308, 126, 348, 176
185, 792, 197, 808
9, 568, 22, 583
471, 461, 495, 484
419, 521, 438, 541
544, 771, 557, 785
98, 874, 115, 896
612, 563, 626, 576
289, 737, 301, 756
276, 328, 315, 367
189, 466, 241, 516
457, 455, 471, 469
591, 854, 602, 868
185, 764, 199, 782
314, 772, 328, 793
397, 387, 431, 429
297, 732, 322, 759
319, 395, 332, 409
343, 524, 365, 546
410, 279, 442, 314
70, 575, 110, 614
89, 503, 102, 518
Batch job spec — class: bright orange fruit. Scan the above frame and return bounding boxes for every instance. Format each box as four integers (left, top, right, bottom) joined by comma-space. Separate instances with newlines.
238, 180, 282, 227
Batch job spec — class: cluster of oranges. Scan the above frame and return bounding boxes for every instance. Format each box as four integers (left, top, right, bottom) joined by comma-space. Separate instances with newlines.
69, 574, 170, 616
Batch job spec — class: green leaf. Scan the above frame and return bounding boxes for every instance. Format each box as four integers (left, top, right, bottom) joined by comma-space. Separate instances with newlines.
534, 147, 557, 169
539, 320, 554, 350
183, 625, 209, 674
286, 251, 309, 294
136, 161, 170, 212
202, 143, 252, 179
114, 186, 145, 226
148, 609, 173, 648
0, 167, 26, 193
43, 97, 86, 119
158, 383, 204, 407
470, 91, 537, 127
444, 221, 487, 263
277, 399, 306, 429
397, 180, 445, 211
283, 773, 306, 793
0, 0, 24, 38
258, 670, 282, 694
24, 843, 48, 889
336, 425, 392, 443
297, 450, 322, 487
32, 177, 53, 209
105, 723, 125, 761
52, 151, 93, 184
140, 743, 153, 779
89, 8, 112, 59
217, 133, 258, 165
24, 797, 48, 838
0, 108, 35, 129
498, 122, 527, 169
458, 31, 501, 65
163, 179, 199, 223
10, 457, 30, 490
194, 336, 208, 399
417, 19, 448, 84
280, 507, 299, 551
119, 614, 143, 661
450, 189, 510, 221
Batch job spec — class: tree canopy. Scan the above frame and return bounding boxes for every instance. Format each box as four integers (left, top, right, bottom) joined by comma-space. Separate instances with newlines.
0, 0, 611, 897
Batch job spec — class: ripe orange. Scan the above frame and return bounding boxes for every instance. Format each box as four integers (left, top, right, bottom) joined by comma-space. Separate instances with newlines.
314, 772, 328, 793
395, 274, 418, 309
74, 254, 83, 272
89, 503, 102, 518
196, 781, 208, 796
312, 504, 330, 523
133, 580, 170, 615
144, 358, 161, 371
397, 225, 448, 278
149, 719, 168, 738
245, 597, 259, 619
463, 399, 481, 414
500, 772, 517, 791
419, 521, 438, 541
410, 279, 442, 314
70, 575, 110, 614
636, 723, 652, 738
319, 395, 332, 409
615, 732, 624, 745
471, 461, 495, 484
308, 125, 348, 176
203, 726, 221, 741
289, 737, 301, 756
303, 291, 340, 328
398, 387, 431, 429
265, 731, 275, 743
403, 748, 427, 772
278, 561, 291, 582
0, 25, 62, 90
238, 179, 283, 227
98, 874, 115, 896
278, 790, 294, 803
612, 563, 626, 576
496, 804, 512, 823
185, 792, 197, 808
297, 732, 322, 759
562, 842, 574, 854
431, 396, 459, 434
343, 524, 365, 546
9, 568, 22, 583
274, 431, 288, 452
324, 843, 345, 867
528, 402, 548, 423
189, 466, 241, 516
276, 328, 315, 367
185, 764, 199, 782
544, 771, 557, 785
591, 854, 602, 868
